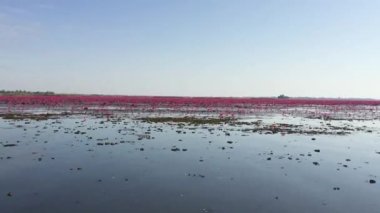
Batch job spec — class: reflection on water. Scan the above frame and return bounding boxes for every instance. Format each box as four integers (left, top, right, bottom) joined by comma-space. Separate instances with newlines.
1, 115, 380, 213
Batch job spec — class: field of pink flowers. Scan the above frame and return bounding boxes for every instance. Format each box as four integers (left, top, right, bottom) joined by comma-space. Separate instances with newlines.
0, 95, 379, 119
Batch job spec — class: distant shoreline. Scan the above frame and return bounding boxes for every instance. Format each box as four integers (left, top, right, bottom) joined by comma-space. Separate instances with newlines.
0, 91, 378, 101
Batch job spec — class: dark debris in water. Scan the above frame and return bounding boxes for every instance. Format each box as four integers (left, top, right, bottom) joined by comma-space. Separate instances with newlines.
0, 113, 60, 121
187, 173, 206, 178
140, 117, 234, 125
3, 144, 17, 147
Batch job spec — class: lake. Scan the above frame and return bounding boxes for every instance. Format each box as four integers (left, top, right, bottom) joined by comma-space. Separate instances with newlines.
1, 113, 380, 213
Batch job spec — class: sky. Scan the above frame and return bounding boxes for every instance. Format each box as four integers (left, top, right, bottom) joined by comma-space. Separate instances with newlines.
0, 0, 379, 98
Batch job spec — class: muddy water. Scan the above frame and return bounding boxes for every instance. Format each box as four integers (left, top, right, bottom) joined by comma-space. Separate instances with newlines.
1, 116, 380, 213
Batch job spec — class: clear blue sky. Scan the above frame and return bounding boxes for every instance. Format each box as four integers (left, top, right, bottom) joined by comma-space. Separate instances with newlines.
0, 0, 379, 98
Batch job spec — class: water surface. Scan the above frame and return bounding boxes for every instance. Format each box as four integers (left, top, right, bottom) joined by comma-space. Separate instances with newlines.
1, 115, 380, 213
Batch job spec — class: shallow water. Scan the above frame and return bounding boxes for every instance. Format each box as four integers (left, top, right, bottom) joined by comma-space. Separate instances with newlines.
1, 115, 380, 213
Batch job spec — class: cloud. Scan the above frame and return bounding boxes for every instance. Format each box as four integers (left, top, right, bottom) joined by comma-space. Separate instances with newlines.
0, 12, 41, 47
37, 3, 55, 9
0, 5, 28, 14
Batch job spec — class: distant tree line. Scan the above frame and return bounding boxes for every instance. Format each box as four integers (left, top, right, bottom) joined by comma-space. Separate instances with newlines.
0, 90, 55, 96
278, 94, 290, 99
